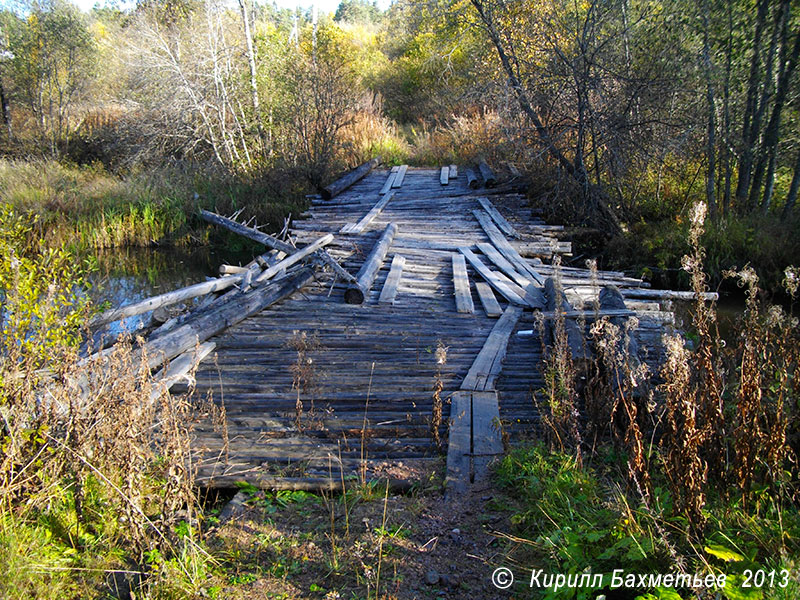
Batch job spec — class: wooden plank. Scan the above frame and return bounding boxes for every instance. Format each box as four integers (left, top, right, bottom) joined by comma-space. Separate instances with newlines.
491, 271, 546, 310
458, 247, 527, 306
477, 197, 519, 238
472, 209, 545, 285
451, 253, 475, 314
322, 157, 380, 200
476, 242, 530, 288
445, 391, 471, 495
340, 191, 395, 235
378, 255, 405, 304
345, 223, 399, 304
391, 164, 408, 188
379, 167, 399, 195
460, 305, 523, 391
471, 390, 503, 482
440, 167, 449, 185
449, 164, 458, 178
475, 282, 502, 318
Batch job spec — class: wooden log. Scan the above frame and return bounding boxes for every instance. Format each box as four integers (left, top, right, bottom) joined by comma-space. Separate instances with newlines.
150, 342, 216, 401
254, 233, 333, 284
200, 209, 355, 284
477, 197, 519, 238
477, 160, 496, 188
475, 282, 502, 318
90, 274, 245, 328
451, 253, 475, 314
378, 255, 405, 304
345, 223, 398, 304
219, 265, 248, 275
465, 167, 479, 189
440, 167, 449, 185
340, 191, 395, 234
544, 277, 591, 366
391, 164, 408, 188
141, 266, 315, 370
321, 156, 381, 200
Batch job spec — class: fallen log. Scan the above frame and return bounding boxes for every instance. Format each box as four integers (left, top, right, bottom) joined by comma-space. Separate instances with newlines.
321, 156, 381, 200
200, 209, 355, 284
477, 160, 497, 188
254, 233, 333, 284
141, 266, 315, 370
620, 288, 718, 301
345, 223, 398, 304
465, 167, 479, 189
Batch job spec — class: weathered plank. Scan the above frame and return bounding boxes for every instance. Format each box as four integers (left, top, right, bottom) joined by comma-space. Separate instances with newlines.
340, 191, 395, 234
477, 197, 519, 238
451, 253, 474, 314
472, 209, 545, 285
391, 164, 408, 188
445, 391, 472, 495
440, 167, 449, 185
378, 255, 406, 304
476, 242, 531, 288
471, 390, 503, 481
461, 305, 523, 391
449, 164, 458, 178
379, 166, 399, 195
321, 157, 380, 200
459, 247, 527, 306
474, 282, 502, 318
345, 223, 399, 304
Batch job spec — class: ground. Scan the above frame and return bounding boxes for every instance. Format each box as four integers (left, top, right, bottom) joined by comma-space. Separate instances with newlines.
202, 463, 529, 600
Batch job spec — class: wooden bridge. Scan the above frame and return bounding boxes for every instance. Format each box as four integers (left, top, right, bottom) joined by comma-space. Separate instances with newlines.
92, 162, 701, 492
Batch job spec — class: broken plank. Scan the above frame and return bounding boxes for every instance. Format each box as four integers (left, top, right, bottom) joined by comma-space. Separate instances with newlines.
378, 255, 406, 304
255, 233, 333, 284
472, 209, 545, 285
451, 253, 475, 314
477, 197, 519, 238
475, 282, 502, 318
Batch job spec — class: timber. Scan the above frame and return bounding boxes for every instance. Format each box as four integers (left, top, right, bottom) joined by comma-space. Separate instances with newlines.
345, 223, 399, 304
254, 233, 333, 283
465, 166, 479, 189
477, 160, 497, 187
543, 277, 591, 367
321, 157, 381, 200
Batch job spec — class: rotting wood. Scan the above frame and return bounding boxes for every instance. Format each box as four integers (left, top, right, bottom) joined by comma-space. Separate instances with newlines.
472, 209, 545, 285
200, 209, 355, 284
150, 342, 216, 401
440, 167, 449, 185
321, 156, 381, 200
477, 160, 496, 187
451, 253, 475, 314
345, 223, 399, 304
254, 233, 333, 284
477, 197, 518, 238
445, 391, 471, 495
340, 191, 395, 234
475, 282, 502, 318
378, 255, 406, 304
465, 166, 479, 189
391, 164, 409, 188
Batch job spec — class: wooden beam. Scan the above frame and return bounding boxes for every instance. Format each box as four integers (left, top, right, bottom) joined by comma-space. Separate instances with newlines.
471, 390, 503, 482
340, 191, 395, 234
440, 167, 449, 185
321, 156, 380, 200
459, 247, 527, 306
476, 242, 530, 288
449, 164, 458, 178
379, 167, 399, 194
544, 277, 591, 366
451, 253, 474, 314
445, 391, 471, 495
477, 197, 519, 238
474, 282, 502, 318
378, 255, 405, 304
345, 223, 399, 304
620, 288, 718, 301
465, 167, 479, 189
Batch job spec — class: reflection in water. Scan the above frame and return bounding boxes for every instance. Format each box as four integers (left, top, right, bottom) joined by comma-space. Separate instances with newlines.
672, 294, 748, 346
88, 246, 255, 337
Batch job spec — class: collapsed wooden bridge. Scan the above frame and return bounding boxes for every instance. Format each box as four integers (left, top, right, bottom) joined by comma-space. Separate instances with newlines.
92, 160, 711, 492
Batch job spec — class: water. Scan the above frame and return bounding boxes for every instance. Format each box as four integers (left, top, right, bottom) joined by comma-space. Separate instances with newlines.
671, 293, 748, 346
88, 246, 255, 337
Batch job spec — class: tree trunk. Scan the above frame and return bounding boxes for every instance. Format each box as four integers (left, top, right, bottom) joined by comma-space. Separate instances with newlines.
238, 0, 267, 157
701, 0, 717, 218
781, 151, 800, 218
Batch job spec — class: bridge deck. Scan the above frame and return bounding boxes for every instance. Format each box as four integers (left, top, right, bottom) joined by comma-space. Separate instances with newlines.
177, 167, 670, 488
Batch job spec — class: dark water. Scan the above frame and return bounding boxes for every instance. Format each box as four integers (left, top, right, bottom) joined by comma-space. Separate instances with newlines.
88, 246, 255, 336
671, 293, 749, 346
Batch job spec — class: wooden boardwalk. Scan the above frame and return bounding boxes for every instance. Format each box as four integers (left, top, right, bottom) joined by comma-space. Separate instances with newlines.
168, 166, 677, 490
